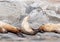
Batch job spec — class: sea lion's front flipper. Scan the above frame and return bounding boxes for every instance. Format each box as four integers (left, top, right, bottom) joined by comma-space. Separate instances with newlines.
39, 29, 45, 33
16, 33, 25, 37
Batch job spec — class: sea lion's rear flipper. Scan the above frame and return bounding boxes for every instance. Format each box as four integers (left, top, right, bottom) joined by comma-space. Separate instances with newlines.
16, 33, 25, 37
53, 29, 60, 34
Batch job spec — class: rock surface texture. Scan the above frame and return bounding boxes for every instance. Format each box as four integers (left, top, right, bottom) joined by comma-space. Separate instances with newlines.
0, 0, 60, 42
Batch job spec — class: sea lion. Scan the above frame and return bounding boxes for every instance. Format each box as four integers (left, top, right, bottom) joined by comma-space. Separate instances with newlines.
21, 16, 38, 35
38, 23, 60, 33
0, 21, 24, 37
0, 27, 7, 33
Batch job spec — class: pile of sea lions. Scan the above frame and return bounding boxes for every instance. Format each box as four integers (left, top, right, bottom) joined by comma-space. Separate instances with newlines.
0, 16, 60, 37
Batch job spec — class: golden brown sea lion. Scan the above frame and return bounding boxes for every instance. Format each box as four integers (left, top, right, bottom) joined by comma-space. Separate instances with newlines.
21, 16, 38, 35
0, 21, 24, 37
0, 27, 7, 33
38, 23, 60, 33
